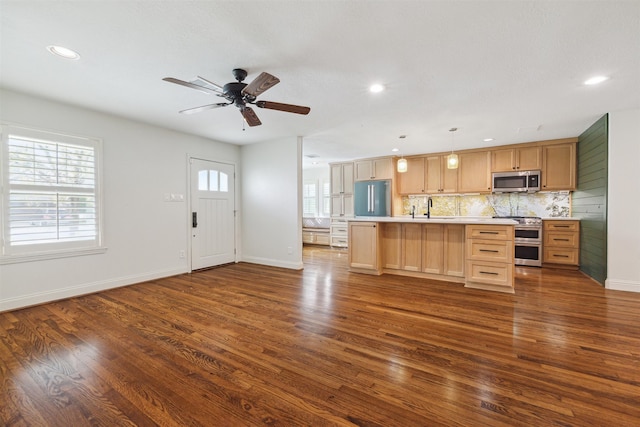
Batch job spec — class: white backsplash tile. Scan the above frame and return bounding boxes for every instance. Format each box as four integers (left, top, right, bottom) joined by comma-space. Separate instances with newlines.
403, 192, 571, 217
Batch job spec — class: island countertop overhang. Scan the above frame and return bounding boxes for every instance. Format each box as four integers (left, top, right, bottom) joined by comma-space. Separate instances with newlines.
348, 216, 518, 225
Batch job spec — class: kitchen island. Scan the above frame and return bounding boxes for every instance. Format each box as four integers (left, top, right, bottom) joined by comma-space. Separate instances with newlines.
348, 216, 518, 293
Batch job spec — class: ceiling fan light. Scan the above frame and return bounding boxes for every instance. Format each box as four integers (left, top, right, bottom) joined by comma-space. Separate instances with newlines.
397, 158, 408, 173
447, 153, 459, 169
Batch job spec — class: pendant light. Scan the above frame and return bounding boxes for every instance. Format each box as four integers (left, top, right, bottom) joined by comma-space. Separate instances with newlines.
397, 135, 408, 173
447, 127, 459, 169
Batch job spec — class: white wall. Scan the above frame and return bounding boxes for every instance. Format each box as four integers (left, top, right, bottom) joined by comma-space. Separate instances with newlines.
240, 136, 303, 270
607, 109, 640, 292
0, 89, 240, 310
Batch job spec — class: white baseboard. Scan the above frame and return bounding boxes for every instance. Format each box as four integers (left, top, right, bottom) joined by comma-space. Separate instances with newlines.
240, 255, 304, 271
0, 267, 188, 312
605, 278, 640, 293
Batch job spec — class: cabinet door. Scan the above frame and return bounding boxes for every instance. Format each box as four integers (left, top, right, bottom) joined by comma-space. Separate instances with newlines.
458, 151, 491, 193
349, 222, 379, 271
440, 157, 458, 193
331, 162, 354, 195
373, 158, 394, 180
425, 156, 442, 193
398, 157, 425, 194
343, 194, 354, 217
491, 149, 516, 172
342, 163, 354, 193
381, 223, 402, 269
444, 225, 465, 277
355, 161, 373, 181
422, 224, 444, 274
330, 195, 344, 216
401, 223, 422, 271
542, 143, 576, 190
517, 146, 542, 171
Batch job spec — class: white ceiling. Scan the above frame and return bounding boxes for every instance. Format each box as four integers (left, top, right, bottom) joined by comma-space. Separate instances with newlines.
1, 1, 639, 168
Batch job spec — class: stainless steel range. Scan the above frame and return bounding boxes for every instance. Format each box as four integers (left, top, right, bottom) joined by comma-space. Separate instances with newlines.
494, 216, 542, 267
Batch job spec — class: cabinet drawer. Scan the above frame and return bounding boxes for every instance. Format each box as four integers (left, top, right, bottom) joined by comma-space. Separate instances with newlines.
466, 225, 514, 241
330, 225, 348, 235
545, 231, 579, 248
467, 239, 513, 262
466, 260, 513, 287
315, 234, 330, 245
331, 236, 349, 247
544, 248, 579, 265
544, 220, 579, 232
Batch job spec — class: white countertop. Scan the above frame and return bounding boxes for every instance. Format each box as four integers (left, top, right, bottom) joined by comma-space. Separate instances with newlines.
542, 217, 580, 221
349, 216, 518, 225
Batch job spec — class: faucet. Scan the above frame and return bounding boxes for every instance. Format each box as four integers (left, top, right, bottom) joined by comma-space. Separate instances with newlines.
411, 205, 416, 219
424, 197, 433, 218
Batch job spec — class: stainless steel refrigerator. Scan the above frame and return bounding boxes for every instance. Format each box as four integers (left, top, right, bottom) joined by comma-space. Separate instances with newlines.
354, 180, 391, 217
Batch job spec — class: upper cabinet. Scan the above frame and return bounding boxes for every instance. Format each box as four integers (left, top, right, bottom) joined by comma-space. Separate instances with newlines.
426, 155, 458, 194
397, 155, 457, 195
458, 151, 492, 193
491, 146, 542, 172
330, 162, 354, 195
355, 157, 394, 181
542, 142, 576, 191
398, 157, 426, 194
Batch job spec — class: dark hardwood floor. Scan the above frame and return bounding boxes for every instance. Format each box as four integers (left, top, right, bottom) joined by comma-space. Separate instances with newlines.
1, 246, 640, 426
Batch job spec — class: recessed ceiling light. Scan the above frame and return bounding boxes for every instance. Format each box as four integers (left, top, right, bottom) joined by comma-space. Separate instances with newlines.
483, 138, 494, 142
391, 148, 399, 152
369, 83, 385, 93
584, 75, 609, 85
47, 45, 80, 60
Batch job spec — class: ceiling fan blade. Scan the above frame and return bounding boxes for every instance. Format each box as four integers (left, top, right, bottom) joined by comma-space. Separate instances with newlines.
241, 107, 262, 127
179, 103, 229, 115
196, 75, 224, 91
242, 72, 280, 97
256, 100, 310, 115
163, 77, 220, 95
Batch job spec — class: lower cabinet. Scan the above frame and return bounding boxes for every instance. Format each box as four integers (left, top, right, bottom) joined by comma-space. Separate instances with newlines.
543, 220, 580, 268
348, 221, 380, 273
381, 223, 465, 279
302, 230, 330, 246
330, 218, 350, 247
465, 224, 515, 293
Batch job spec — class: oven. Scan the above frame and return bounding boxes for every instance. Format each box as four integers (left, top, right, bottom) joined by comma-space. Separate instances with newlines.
495, 216, 542, 267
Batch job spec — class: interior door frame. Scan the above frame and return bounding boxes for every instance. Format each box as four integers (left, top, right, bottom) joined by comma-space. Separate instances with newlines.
187, 155, 238, 272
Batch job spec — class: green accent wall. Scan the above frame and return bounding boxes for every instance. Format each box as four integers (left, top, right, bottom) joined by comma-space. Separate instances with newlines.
573, 114, 608, 284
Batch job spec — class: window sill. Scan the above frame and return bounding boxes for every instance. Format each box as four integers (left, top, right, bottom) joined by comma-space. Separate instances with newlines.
0, 247, 108, 265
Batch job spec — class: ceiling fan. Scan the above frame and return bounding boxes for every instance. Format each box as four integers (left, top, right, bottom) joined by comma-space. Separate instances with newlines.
163, 68, 310, 127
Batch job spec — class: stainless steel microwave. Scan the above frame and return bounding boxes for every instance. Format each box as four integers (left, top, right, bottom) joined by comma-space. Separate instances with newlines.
492, 170, 541, 193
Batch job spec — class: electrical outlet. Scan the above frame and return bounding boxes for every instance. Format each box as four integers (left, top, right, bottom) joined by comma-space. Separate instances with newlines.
287, 246, 293, 255
179, 250, 185, 259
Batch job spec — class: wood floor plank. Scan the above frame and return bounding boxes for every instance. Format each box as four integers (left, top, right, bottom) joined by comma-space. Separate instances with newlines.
2, 246, 640, 426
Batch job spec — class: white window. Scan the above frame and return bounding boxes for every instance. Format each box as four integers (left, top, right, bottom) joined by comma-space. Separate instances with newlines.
321, 180, 331, 216
302, 181, 317, 216
198, 169, 229, 192
1, 125, 104, 263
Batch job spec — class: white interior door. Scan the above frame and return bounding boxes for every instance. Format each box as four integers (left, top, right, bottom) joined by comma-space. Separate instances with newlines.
190, 158, 235, 270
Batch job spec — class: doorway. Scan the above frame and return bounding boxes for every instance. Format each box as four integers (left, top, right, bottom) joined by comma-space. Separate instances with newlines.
190, 158, 236, 270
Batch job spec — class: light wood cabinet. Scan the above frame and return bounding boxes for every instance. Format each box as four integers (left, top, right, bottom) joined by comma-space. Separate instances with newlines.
542, 143, 576, 190
465, 224, 514, 293
355, 157, 394, 181
426, 156, 458, 194
330, 162, 354, 229
330, 218, 349, 247
348, 222, 380, 273
491, 146, 542, 172
543, 220, 580, 268
381, 223, 402, 269
330, 162, 354, 195
402, 223, 422, 272
422, 224, 465, 277
457, 151, 492, 193
398, 157, 426, 194
302, 230, 330, 246
397, 155, 457, 194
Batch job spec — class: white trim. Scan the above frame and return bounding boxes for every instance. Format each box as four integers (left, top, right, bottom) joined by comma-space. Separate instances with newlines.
0, 267, 188, 312
605, 278, 640, 293
241, 255, 303, 270
0, 246, 107, 265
